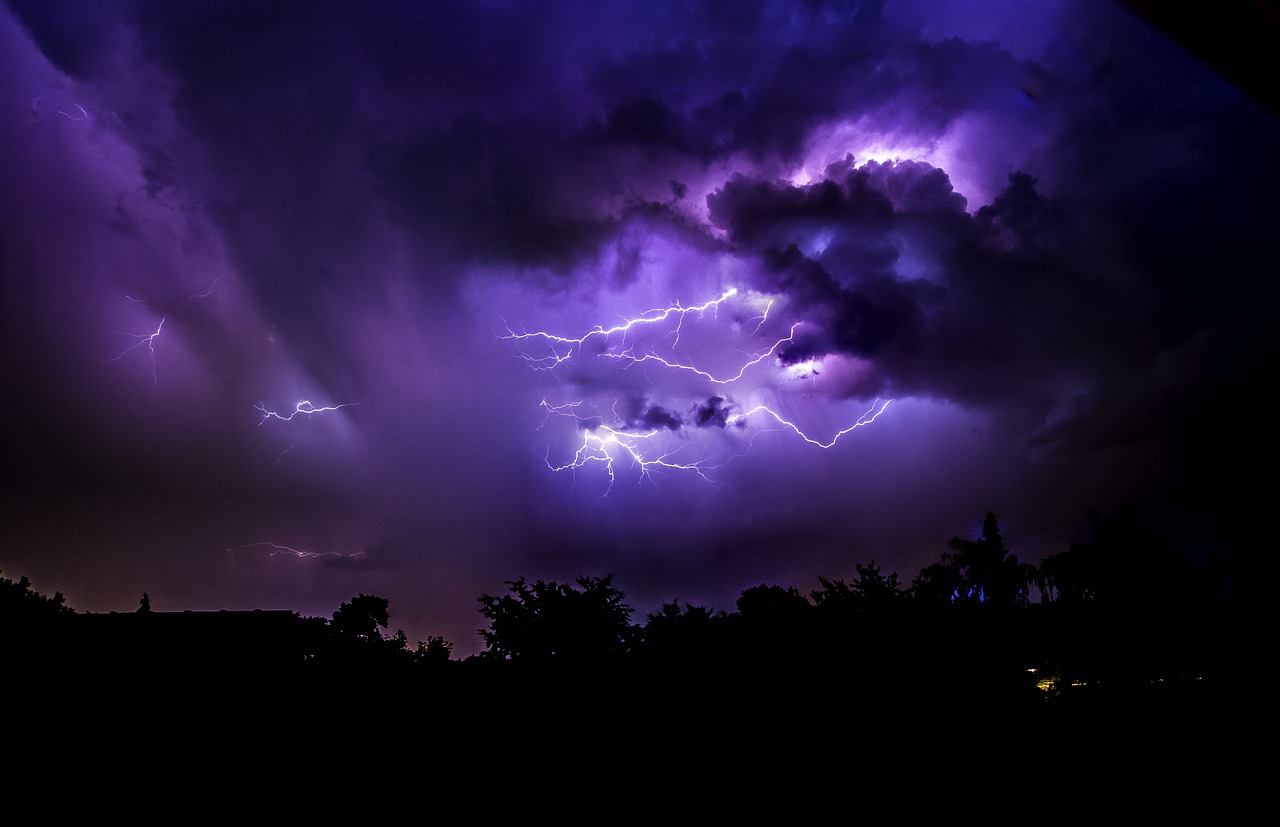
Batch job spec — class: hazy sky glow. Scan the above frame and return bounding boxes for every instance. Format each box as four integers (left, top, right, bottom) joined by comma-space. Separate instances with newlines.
3, 0, 1276, 656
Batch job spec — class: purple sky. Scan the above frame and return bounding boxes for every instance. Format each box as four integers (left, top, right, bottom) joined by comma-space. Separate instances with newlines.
3, 0, 1276, 657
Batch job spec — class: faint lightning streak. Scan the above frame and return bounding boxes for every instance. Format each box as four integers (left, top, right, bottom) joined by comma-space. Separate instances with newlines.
191, 277, 222, 299
749, 300, 773, 333
600, 323, 801, 384
255, 399, 361, 425
275, 443, 300, 464
513, 348, 576, 371
58, 103, 88, 121
104, 316, 166, 386
226, 542, 368, 566
730, 399, 893, 448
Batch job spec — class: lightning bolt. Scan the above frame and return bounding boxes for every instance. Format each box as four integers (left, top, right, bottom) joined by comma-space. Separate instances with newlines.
730, 399, 893, 448
102, 288, 217, 388
226, 542, 368, 566
499, 288, 743, 370
505, 286, 895, 496
191, 277, 223, 299
748, 300, 773, 333
600, 322, 801, 384
58, 103, 89, 121
254, 399, 361, 425
539, 400, 714, 497
251, 398, 361, 463
104, 315, 166, 387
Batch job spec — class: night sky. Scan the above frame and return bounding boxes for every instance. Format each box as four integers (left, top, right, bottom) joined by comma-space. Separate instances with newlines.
3, 0, 1276, 657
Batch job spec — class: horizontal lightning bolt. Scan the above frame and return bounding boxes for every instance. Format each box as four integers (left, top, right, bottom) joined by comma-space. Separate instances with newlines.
730, 399, 893, 448
499, 288, 740, 369
255, 399, 361, 425
226, 542, 368, 566
601, 322, 801, 384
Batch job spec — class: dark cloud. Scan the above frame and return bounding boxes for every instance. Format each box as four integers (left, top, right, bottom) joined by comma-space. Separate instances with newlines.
691, 396, 733, 429
624, 399, 684, 432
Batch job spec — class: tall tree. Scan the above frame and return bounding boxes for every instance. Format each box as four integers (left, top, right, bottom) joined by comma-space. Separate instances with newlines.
1040, 504, 1195, 610
0, 573, 73, 620
639, 601, 723, 665
912, 512, 1036, 607
331, 593, 392, 643
478, 575, 637, 662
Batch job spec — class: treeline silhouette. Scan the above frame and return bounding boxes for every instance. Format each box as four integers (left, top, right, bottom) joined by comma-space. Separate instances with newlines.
3, 504, 1257, 738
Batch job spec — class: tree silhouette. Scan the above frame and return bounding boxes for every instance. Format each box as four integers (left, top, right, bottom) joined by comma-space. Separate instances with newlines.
1036, 504, 1212, 688
1, 572, 75, 672
728, 583, 815, 666
477, 574, 637, 662
414, 635, 454, 664
644, 601, 719, 635
811, 560, 906, 619
735, 583, 811, 622
912, 512, 1036, 607
639, 601, 725, 666
1, 494, 1245, 736
331, 593, 391, 642
0, 572, 73, 620
1040, 504, 1196, 609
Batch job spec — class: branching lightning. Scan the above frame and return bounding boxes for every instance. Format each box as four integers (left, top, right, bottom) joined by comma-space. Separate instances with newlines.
104, 315, 166, 387
748, 299, 773, 333
503, 286, 894, 494
498, 288, 742, 370
252, 398, 363, 464
539, 400, 714, 497
600, 322, 801, 384
254, 399, 361, 425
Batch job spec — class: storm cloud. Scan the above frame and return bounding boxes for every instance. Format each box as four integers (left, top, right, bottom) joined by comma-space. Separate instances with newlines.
2, 0, 1276, 656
